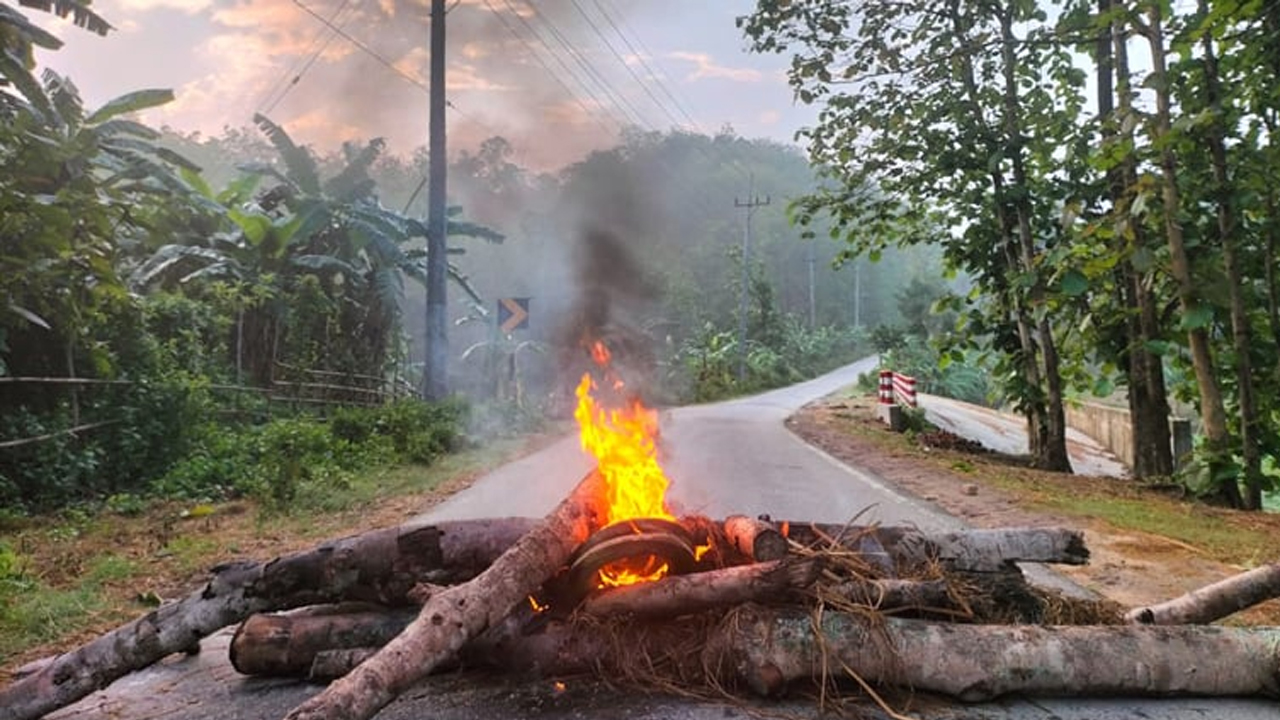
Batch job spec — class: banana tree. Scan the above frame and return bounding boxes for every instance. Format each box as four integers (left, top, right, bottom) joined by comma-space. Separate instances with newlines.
133, 114, 502, 385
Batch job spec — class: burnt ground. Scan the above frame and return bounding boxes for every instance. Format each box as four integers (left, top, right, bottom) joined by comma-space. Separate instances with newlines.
787, 393, 1280, 625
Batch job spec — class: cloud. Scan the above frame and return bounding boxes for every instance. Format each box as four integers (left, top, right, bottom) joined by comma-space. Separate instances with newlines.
758, 109, 780, 126
667, 51, 763, 83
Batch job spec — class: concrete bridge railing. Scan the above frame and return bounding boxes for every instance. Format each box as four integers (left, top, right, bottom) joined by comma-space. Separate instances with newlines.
1064, 401, 1194, 472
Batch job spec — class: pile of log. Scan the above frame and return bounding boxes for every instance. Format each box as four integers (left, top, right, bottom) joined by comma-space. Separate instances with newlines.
3, 470, 1279, 720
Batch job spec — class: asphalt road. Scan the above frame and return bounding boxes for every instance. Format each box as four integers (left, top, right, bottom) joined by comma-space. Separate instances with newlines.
44, 358, 1276, 720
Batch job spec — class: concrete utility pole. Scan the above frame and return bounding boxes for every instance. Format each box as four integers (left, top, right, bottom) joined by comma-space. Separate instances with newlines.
735, 176, 770, 381
423, 0, 448, 400
806, 241, 816, 328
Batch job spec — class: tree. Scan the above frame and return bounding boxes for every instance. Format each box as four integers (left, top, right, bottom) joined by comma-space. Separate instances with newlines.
741, 0, 1080, 471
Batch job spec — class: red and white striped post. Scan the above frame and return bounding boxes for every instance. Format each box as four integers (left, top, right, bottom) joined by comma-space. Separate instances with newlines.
892, 372, 918, 408
878, 370, 894, 405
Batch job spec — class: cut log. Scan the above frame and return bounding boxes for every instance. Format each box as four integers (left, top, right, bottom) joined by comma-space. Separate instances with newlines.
582, 557, 820, 617
231, 564, 962, 680
0, 517, 534, 720
786, 523, 1088, 571
716, 607, 1280, 700
1126, 563, 1280, 625
229, 607, 416, 677
281, 470, 606, 720
469, 606, 1280, 701
723, 515, 789, 561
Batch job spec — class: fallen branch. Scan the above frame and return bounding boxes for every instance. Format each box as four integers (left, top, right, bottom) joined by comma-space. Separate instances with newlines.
0, 518, 533, 720
281, 470, 606, 720
1126, 563, 1280, 625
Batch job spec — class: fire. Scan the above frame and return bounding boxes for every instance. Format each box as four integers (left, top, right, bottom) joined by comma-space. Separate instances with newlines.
597, 554, 669, 589
574, 341, 674, 526
574, 340, 675, 588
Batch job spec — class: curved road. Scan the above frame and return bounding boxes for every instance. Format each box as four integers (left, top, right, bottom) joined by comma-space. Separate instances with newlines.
47, 358, 1274, 720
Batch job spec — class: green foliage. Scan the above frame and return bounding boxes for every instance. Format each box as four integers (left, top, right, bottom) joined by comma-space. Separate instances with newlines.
669, 317, 866, 402
152, 399, 463, 510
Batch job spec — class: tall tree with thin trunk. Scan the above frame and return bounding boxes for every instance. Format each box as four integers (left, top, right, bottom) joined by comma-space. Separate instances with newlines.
1134, 2, 1240, 506
1194, 0, 1263, 508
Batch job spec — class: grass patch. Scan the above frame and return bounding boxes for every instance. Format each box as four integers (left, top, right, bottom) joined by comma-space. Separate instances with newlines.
0, 430, 563, 677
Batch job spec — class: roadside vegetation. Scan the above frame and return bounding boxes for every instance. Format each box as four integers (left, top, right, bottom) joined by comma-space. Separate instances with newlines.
744, 0, 1280, 508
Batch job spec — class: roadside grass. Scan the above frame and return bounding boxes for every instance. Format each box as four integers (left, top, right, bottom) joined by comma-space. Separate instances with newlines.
0, 431, 563, 677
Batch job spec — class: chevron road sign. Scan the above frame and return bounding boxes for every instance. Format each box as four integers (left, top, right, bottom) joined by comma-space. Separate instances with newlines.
498, 297, 530, 333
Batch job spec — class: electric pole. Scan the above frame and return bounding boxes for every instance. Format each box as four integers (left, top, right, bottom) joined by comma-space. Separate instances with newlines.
734, 176, 770, 381
806, 240, 816, 329
423, 0, 448, 400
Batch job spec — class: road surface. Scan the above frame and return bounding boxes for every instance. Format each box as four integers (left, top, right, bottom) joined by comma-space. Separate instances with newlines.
45, 358, 1275, 720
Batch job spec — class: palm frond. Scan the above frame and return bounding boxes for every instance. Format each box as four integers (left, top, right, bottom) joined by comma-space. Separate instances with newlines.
1, 4, 63, 50
132, 244, 228, 289
16, 0, 113, 36
0, 51, 52, 122
92, 118, 159, 139
252, 113, 321, 195
84, 88, 172, 125
40, 68, 81, 128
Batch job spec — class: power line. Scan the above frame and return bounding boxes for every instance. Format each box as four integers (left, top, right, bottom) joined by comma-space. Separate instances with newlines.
569, 0, 685, 132
515, 0, 650, 129
258, 0, 359, 115
486, 0, 618, 135
589, 0, 700, 130
293, 0, 429, 93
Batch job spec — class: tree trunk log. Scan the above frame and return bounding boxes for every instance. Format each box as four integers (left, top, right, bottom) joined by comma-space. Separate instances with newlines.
716, 607, 1280, 700
471, 607, 1280, 701
723, 515, 788, 561
785, 523, 1088, 571
1126, 563, 1280, 625
280, 470, 606, 720
230, 607, 416, 677
0, 518, 534, 720
581, 557, 820, 618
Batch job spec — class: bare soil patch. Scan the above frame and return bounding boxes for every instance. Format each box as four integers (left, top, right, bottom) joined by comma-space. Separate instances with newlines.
787, 393, 1280, 625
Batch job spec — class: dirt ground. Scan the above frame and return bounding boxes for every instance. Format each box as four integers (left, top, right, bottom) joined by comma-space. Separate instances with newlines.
786, 394, 1280, 625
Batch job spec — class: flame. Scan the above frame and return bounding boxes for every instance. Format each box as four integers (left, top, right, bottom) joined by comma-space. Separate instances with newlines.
694, 542, 712, 562
574, 341, 674, 526
780, 521, 790, 538
528, 595, 547, 613
596, 554, 670, 589
575, 340, 675, 588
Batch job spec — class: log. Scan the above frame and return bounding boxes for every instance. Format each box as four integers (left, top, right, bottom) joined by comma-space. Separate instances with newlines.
1126, 563, 1280, 625
0, 517, 534, 720
827, 577, 956, 613
280, 470, 606, 720
786, 523, 1088, 571
581, 557, 820, 618
470, 607, 1280, 701
723, 515, 789, 561
716, 607, 1280, 700
229, 607, 416, 677
232, 563, 961, 680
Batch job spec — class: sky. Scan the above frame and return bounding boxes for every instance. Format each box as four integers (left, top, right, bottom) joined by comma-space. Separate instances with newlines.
33, 0, 817, 170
